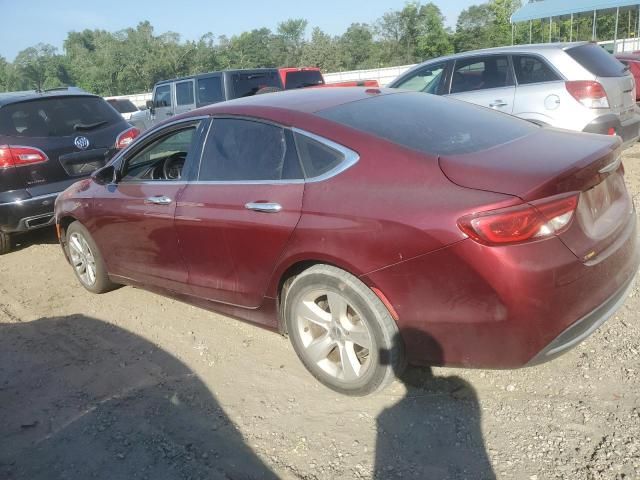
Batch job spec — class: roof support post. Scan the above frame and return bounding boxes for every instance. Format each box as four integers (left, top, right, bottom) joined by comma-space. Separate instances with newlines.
570, 13, 574, 42
614, 7, 620, 53
593, 10, 597, 41
529, 20, 532, 44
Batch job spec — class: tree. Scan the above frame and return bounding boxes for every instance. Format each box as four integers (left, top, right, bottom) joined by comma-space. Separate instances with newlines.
340, 23, 376, 70
300, 27, 342, 71
226, 28, 276, 68
454, 4, 494, 52
13, 43, 62, 90
274, 18, 308, 66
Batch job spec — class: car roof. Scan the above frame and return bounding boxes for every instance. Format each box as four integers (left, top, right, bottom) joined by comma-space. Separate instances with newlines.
192, 87, 392, 117
407, 41, 588, 67
155, 68, 280, 86
0, 88, 97, 108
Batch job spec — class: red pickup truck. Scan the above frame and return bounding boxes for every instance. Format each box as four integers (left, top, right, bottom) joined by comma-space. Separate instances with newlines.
278, 67, 379, 90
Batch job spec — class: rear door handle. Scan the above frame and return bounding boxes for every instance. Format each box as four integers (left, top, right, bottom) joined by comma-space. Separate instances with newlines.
489, 100, 508, 108
145, 195, 172, 205
245, 202, 282, 213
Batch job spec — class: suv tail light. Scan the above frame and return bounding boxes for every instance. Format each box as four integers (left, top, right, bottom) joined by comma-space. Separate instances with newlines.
458, 193, 579, 246
115, 127, 140, 149
566, 81, 609, 109
0, 145, 49, 169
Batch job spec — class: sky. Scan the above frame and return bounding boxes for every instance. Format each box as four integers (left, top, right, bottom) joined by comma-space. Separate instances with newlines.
0, 0, 476, 61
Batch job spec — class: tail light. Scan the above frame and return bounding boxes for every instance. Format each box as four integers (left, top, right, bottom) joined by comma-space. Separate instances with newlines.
458, 193, 579, 246
115, 127, 140, 149
566, 81, 609, 109
0, 145, 48, 169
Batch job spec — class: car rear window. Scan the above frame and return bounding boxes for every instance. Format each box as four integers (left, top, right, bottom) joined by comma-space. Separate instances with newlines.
0, 96, 122, 138
285, 70, 325, 89
198, 76, 224, 105
231, 71, 282, 98
566, 43, 627, 77
316, 92, 536, 156
107, 99, 138, 114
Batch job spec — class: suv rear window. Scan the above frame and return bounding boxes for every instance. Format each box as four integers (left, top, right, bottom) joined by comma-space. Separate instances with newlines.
231, 71, 281, 98
317, 92, 536, 156
0, 96, 122, 138
285, 70, 324, 89
566, 43, 627, 77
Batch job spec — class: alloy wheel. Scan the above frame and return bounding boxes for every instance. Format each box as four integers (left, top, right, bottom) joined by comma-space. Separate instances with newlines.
293, 289, 373, 382
68, 232, 97, 287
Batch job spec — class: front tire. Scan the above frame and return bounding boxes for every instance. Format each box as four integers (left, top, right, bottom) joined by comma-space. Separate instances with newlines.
0, 232, 11, 255
65, 222, 117, 294
284, 265, 405, 396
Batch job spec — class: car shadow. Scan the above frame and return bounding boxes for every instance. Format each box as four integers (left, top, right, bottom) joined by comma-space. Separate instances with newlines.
0, 314, 278, 480
11, 227, 59, 252
374, 329, 495, 479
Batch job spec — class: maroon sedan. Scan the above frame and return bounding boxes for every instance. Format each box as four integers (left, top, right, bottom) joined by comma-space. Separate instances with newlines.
55, 88, 639, 395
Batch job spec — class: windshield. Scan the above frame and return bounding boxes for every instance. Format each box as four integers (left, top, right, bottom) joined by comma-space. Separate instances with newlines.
317, 92, 536, 156
284, 70, 325, 89
231, 71, 282, 98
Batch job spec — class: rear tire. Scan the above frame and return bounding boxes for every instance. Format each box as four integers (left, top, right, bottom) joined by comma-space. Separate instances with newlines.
284, 265, 405, 396
65, 221, 117, 294
0, 232, 11, 255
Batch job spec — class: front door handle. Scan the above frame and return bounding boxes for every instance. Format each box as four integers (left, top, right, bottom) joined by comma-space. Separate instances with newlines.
145, 195, 172, 205
245, 202, 282, 213
489, 100, 508, 108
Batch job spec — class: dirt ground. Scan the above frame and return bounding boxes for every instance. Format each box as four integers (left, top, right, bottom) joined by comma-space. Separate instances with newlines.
1, 145, 640, 480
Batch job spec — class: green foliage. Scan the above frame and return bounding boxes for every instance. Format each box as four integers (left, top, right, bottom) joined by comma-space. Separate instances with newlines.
9, 0, 630, 96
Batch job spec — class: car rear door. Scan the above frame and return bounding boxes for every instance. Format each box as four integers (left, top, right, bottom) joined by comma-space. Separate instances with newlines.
0, 95, 129, 197
447, 55, 516, 114
90, 119, 205, 291
174, 80, 196, 115
151, 83, 174, 124
511, 54, 567, 125
175, 117, 304, 307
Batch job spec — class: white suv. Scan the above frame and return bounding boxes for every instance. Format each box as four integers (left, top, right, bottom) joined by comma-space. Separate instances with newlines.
389, 42, 640, 148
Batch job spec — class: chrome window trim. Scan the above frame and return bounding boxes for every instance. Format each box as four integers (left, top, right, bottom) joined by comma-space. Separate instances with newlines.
292, 127, 360, 183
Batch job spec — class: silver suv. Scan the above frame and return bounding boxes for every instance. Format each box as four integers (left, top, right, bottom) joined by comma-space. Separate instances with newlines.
388, 42, 640, 148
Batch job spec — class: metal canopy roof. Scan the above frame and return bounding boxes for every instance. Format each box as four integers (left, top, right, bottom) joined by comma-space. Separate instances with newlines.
512, 0, 640, 22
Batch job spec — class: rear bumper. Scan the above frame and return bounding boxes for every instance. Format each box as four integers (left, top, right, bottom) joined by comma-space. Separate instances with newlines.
0, 192, 59, 233
583, 113, 640, 149
526, 271, 636, 365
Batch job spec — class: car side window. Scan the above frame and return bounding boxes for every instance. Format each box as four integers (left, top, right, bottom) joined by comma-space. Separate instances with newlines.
120, 126, 197, 182
154, 85, 172, 107
450, 56, 513, 94
199, 118, 302, 181
512, 55, 561, 85
197, 76, 224, 105
175, 80, 195, 106
395, 63, 447, 94
294, 133, 344, 178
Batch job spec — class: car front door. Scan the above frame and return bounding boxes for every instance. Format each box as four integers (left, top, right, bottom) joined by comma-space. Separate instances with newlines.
151, 83, 174, 124
175, 117, 305, 307
447, 55, 515, 114
90, 119, 205, 291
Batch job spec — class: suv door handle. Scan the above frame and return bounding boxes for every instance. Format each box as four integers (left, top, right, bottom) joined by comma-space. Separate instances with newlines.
489, 100, 508, 108
145, 195, 172, 205
245, 202, 282, 213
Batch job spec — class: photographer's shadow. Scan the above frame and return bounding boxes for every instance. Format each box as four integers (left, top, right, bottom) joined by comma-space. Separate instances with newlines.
0, 315, 278, 480
374, 329, 495, 479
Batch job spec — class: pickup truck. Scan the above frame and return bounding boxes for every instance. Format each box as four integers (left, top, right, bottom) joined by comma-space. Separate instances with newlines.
130, 68, 283, 131
278, 67, 379, 90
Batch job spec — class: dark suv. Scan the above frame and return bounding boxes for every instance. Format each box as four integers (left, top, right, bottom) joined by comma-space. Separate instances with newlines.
0, 89, 138, 254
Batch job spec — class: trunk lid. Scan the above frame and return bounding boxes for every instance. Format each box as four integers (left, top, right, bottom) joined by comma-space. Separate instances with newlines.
439, 127, 631, 262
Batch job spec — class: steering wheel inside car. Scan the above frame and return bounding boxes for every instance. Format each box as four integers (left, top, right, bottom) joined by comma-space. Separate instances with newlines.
162, 152, 186, 180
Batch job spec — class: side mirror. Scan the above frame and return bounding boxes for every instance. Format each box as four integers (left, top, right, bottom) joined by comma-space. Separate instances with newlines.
146, 100, 155, 115
93, 164, 121, 185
